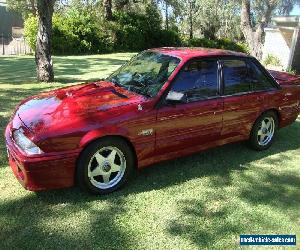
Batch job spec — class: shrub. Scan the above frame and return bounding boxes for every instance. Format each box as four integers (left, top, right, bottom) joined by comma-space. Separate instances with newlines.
24, 5, 247, 55
263, 54, 282, 67
24, 15, 38, 50
111, 11, 148, 51
52, 8, 114, 54
184, 37, 249, 53
24, 10, 114, 55
216, 38, 249, 53
111, 4, 163, 51
158, 30, 182, 47
286, 67, 297, 75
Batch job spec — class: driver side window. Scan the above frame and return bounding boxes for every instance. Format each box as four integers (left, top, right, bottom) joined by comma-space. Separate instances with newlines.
169, 59, 219, 102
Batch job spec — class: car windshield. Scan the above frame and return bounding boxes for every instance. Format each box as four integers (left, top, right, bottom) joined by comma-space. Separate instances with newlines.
107, 51, 181, 98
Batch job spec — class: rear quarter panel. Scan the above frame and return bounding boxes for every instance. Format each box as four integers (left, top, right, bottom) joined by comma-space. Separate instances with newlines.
267, 70, 300, 127
277, 84, 300, 128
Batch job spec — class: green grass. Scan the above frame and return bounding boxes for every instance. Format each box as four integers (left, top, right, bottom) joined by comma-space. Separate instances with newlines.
0, 54, 299, 249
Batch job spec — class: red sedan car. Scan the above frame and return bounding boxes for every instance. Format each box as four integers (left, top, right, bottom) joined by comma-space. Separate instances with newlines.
5, 48, 300, 194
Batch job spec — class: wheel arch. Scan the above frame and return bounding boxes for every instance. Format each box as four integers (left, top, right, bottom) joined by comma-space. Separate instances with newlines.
76, 133, 138, 168
261, 108, 281, 126
249, 108, 280, 136
248, 108, 279, 151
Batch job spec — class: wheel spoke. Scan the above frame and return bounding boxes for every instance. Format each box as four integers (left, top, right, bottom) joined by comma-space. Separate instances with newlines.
111, 163, 121, 172
89, 166, 102, 178
107, 149, 117, 164
102, 173, 111, 183
261, 120, 267, 129
94, 153, 106, 165
257, 129, 263, 136
260, 135, 266, 143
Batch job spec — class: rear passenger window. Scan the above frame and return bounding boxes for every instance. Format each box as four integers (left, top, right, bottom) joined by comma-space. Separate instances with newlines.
223, 60, 251, 95
248, 61, 276, 91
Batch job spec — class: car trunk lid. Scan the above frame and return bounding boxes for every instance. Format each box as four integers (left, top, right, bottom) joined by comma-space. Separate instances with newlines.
268, 70, 300, 86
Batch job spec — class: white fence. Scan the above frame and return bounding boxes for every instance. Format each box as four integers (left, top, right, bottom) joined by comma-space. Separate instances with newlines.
0, 36, 32, 55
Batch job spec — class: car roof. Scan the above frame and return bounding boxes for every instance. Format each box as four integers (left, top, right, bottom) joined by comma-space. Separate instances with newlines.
149, 47, 249, 61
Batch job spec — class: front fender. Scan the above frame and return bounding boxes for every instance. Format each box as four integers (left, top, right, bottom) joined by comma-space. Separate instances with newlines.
79, 126, 130, 149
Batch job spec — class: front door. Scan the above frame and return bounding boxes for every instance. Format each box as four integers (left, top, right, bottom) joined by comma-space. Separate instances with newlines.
155, 59, 223, 156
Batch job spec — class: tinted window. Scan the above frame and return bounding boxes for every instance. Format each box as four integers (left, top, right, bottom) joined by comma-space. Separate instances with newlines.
170, 60, 219, 102
223, 59, 251, 95
248, 61, 276, 91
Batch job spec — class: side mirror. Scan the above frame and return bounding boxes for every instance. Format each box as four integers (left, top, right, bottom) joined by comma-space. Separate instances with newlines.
165, 91, 187, 104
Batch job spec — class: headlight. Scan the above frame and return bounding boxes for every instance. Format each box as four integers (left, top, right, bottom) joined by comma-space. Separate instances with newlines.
13, 129, 44, 155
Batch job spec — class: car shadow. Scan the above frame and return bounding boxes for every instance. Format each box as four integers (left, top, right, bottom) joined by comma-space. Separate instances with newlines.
0, 119, 299, 248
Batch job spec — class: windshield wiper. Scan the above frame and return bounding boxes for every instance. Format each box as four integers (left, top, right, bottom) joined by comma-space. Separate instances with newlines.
127, 85, 152, 98
109, 78, 152, 98
108, 77, 125, 88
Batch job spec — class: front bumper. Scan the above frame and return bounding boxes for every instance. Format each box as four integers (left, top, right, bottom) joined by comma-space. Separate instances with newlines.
5, 125, 79, 191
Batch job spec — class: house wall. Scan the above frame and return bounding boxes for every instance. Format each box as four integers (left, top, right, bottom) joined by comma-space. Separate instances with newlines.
291, 28, 300, 74
0, 5, 23, 38
262, 28, 291, 70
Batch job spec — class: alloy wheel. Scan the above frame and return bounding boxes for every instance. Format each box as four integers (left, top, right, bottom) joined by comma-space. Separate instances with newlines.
87, 146, 126, 189
257, 117, 275, 146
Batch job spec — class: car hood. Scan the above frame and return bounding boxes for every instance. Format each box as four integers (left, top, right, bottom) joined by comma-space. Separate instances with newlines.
12, 81, 145, 137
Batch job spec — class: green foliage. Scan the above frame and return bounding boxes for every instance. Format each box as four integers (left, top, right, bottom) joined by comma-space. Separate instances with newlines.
24, 15, 38, 50
6, 0, 36, 17
184, 38, 249, 53
111, 11, 151, 51
286, 67, 297, 75
23, 2, 247, 55
263, 54, 282, 67
177, 0, 243, 41
158, 30, 182, 47
24, 9, 114, 54
24, 3, 182, 54
110, 4, 165, 51
52, 8, 113, 54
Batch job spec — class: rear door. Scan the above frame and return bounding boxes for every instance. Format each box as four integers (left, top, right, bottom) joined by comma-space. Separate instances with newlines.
221, 58, 277, 138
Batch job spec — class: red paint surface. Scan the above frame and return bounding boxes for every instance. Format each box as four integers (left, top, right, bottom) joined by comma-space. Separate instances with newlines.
4, 48, 300, 191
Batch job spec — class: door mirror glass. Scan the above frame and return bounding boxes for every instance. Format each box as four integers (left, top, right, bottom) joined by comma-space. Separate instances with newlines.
166, 90, 186, 104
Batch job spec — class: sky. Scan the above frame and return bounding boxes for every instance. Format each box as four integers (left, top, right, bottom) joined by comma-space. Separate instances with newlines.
291, 5, 300, 15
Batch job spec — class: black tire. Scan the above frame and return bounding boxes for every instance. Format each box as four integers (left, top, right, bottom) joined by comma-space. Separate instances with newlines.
76, 137, 135, 194
249, 111, 278, 151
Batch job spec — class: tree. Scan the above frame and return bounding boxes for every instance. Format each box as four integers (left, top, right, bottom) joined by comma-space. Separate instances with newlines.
241, 0, 300, 60
103, 0, 113, 20
7, 0, 56, 82
114, 0, 130, 10
187, 0, 196, 39
154, 0, 181, 31
277, 0, 300, 15
177, 0, 241, 41
6, 0, 37, 17
35, 0, 56, 82
240, 0, 278, 59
